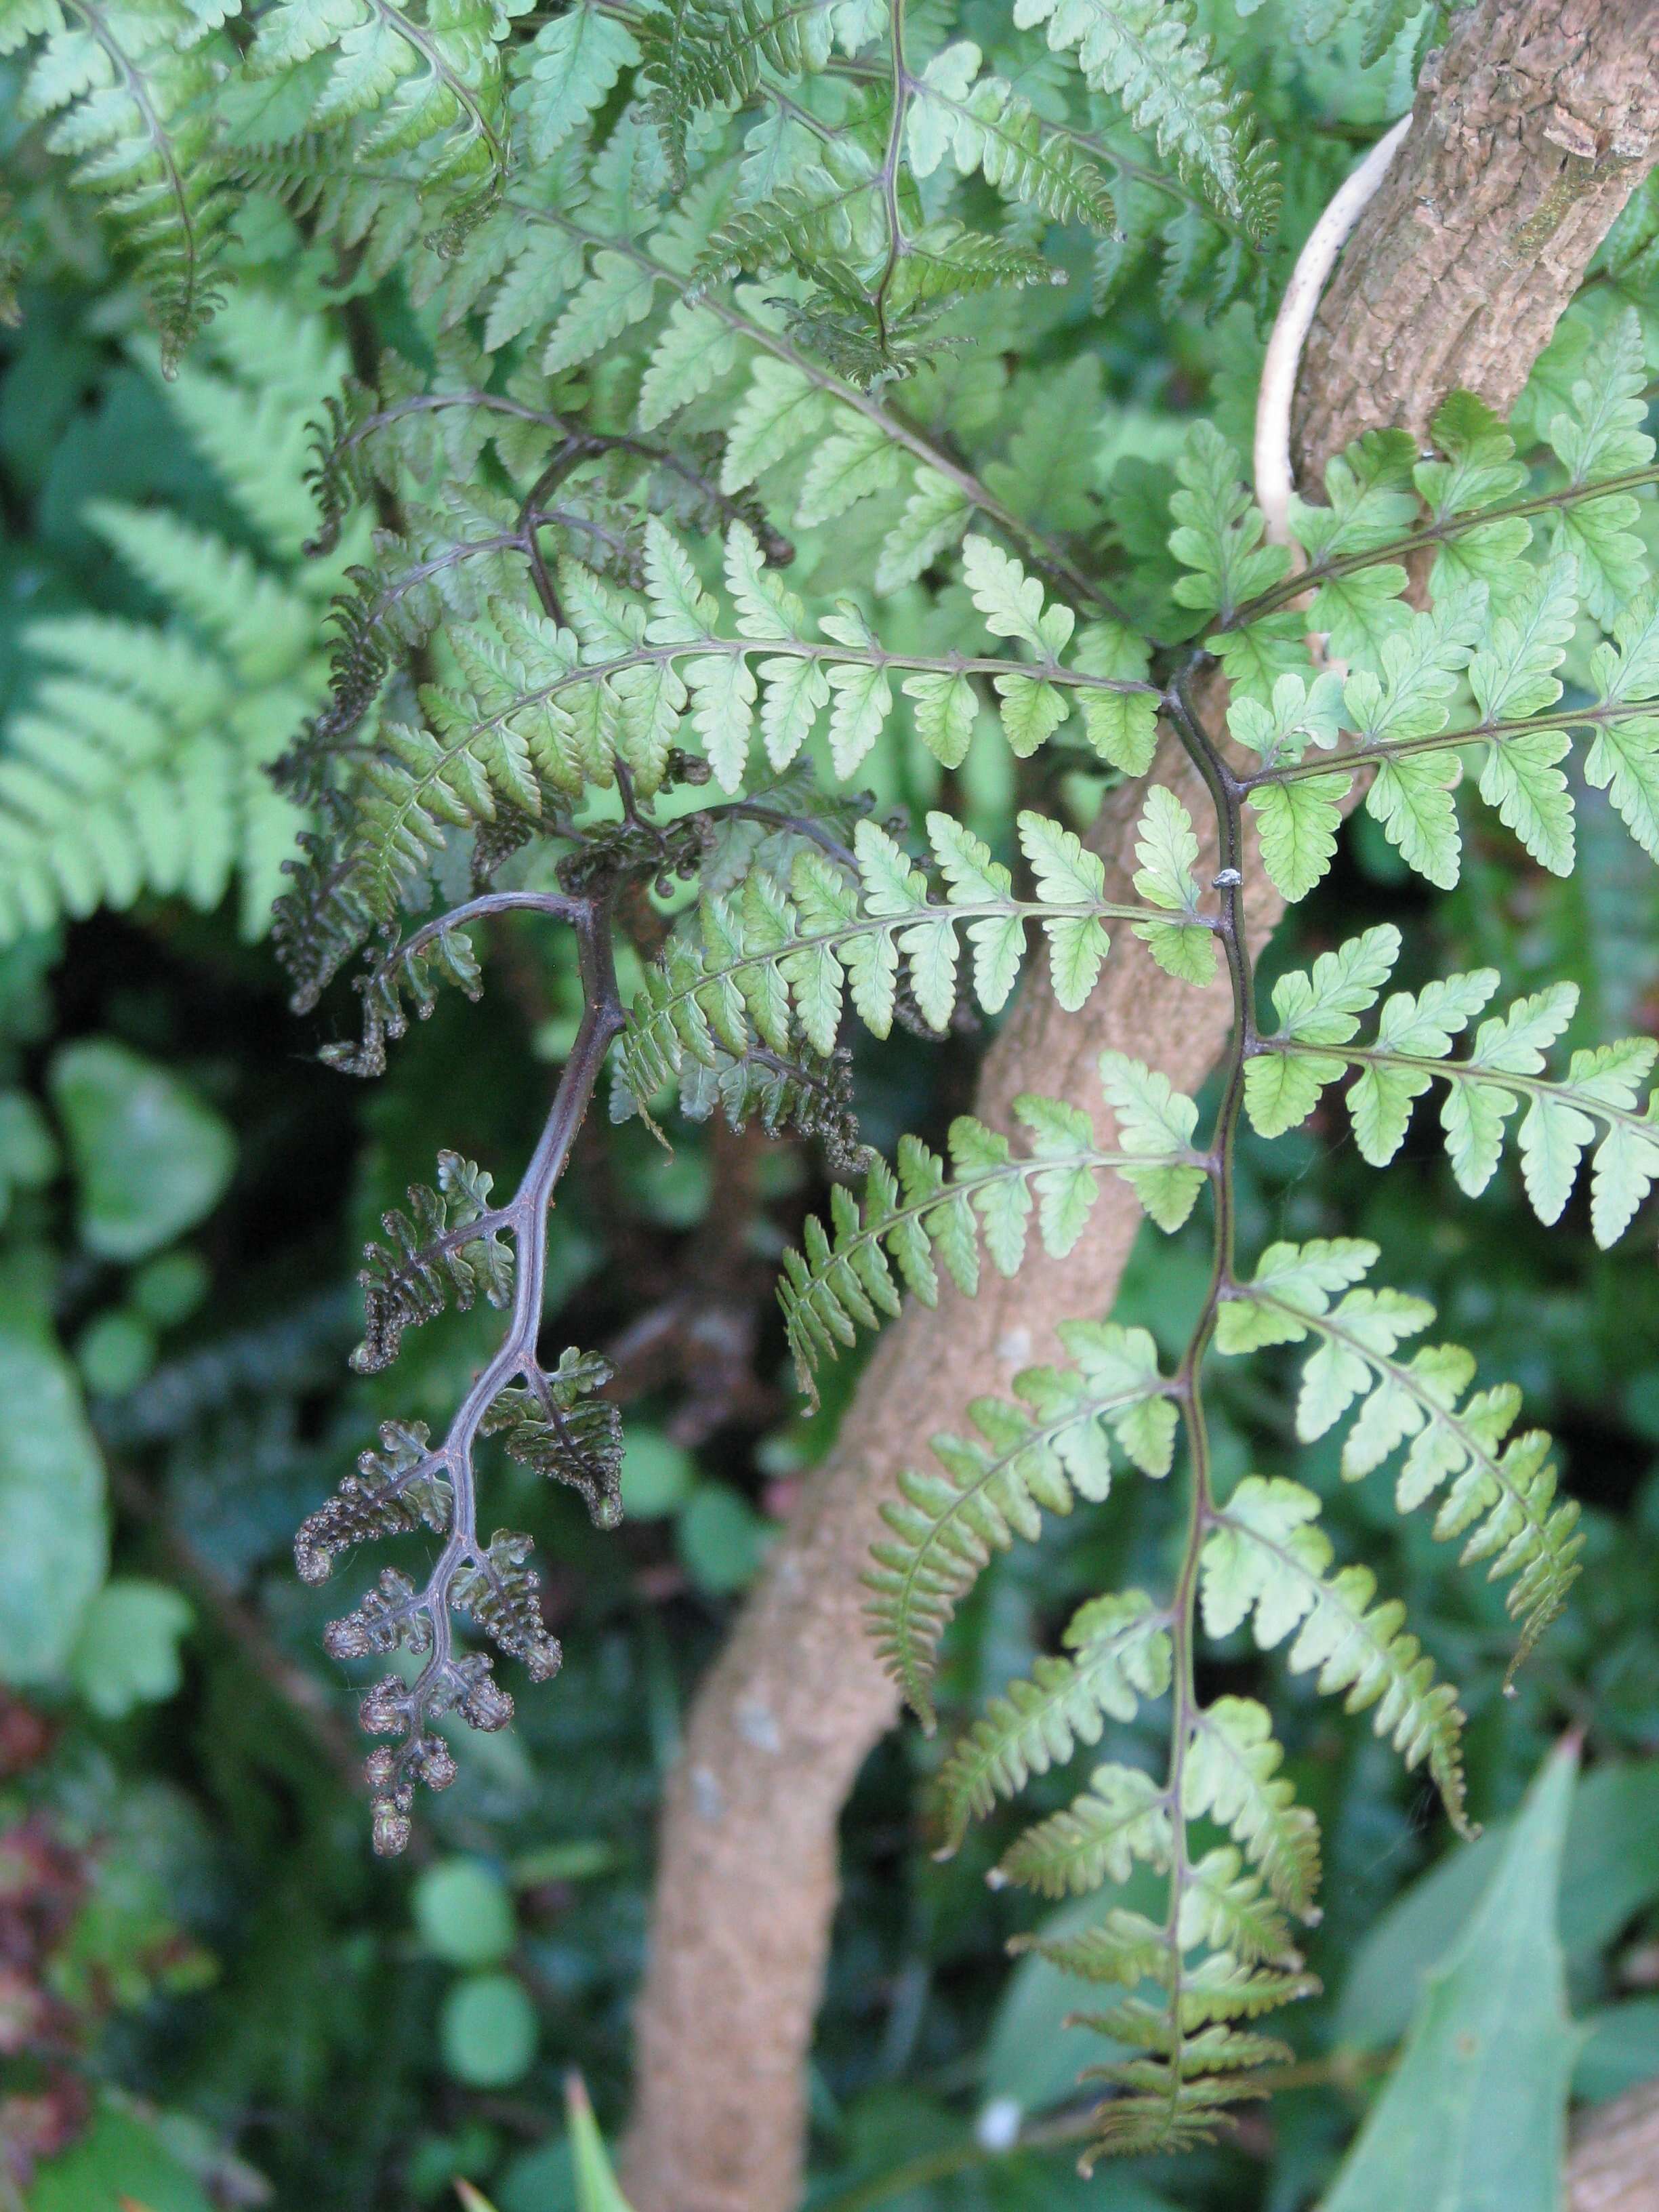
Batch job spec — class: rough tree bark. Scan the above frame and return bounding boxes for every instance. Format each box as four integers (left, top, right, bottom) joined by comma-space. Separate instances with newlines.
1570, 2079, 1659, 2212
624, 6, 1659, 2207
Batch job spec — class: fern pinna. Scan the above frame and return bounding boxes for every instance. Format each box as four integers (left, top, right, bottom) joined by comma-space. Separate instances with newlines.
7, 0, 1654, 2167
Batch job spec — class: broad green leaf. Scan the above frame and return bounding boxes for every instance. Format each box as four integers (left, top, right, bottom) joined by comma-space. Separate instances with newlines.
568, 2074, 636, 2212
1338, 1759, 1659, 2054
1322, 1737, 1581, 2212
51, 1039, 236, 1261
0, 1261, 106, 1682
26, 2103, 216, 2212
69, 1578, 191, 1717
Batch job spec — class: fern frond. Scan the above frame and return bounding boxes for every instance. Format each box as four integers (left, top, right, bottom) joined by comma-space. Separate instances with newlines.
1013, 0, 1279, 241
905, 43, 1116, 232
352, 1150, 514, 1374
1080, 2057, 1277, 2163
781, 1103, 1132, 1399
5, 0, 239, 365
242, 0, 517, 242
1216, 1237, 1584, 1671
1246, 937, 1659, 1246
865, 1319, 1176, 1724
478, 1346, 624, 1529
1008, 1906, 1171, 1987
1181, 1696, 1320, 1915
0, 613, 305, 946
937, 1589, 1172, 1849
618, 808, 1172, 1136
323, 1564, 433, 1659
450, 1529, 563, 1680
994, 1760, 1172, 1896
1200, 1475, 1470, 1831
322, 912, 486, 1078
1176, 1846, 1296, 1965
634, 0, 840, 182
510, 1, 639, 164
294, 1417, 453, 1583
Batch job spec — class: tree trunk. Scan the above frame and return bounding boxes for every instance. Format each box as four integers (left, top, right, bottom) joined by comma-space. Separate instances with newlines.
623, 7, 1659, 2207
1570, 2080, 1659, 2211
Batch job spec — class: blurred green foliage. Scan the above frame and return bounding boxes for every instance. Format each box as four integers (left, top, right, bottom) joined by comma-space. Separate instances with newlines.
2, 1, 1658, 2205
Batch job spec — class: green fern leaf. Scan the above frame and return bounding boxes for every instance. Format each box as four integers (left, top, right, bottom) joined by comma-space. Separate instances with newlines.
935, 1589, 1172, 1848
1097, 1049, 1207, 1227
510, 1, 638, 163
906, 43, 1118, 232
1014, 0, 1277, 239
7, 0, 240, 365
995, 1761, 1172, 1896
1218, 1239, 1584, 1668
1200, 1475, 1469, 1829
865, 1319, 1173, 1723
1181, 1695, 1320, 1915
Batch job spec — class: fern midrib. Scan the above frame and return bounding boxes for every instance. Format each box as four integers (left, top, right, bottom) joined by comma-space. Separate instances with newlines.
1229, 462, 1659, 630
430, 630, 1152, 750
68, 0, 200, 323
1238, 695, 1659, 789
1259, 1038, 1658, 1140
639, 902, 1155, 1047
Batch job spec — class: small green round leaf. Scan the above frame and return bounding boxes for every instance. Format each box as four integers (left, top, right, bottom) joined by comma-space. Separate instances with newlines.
0, 1288, 108, 1685
129, 1249, 211, 1328
414, 1858, 516, 1967
0, 1090, 58, 1221
51, 1040, 236, 1261
76, 1309, 158, 1397
620, 1429, 695, 1519
676, 1484, 774, 1596
70, 1578, 192, 1717
441, 1970, 538, 2087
